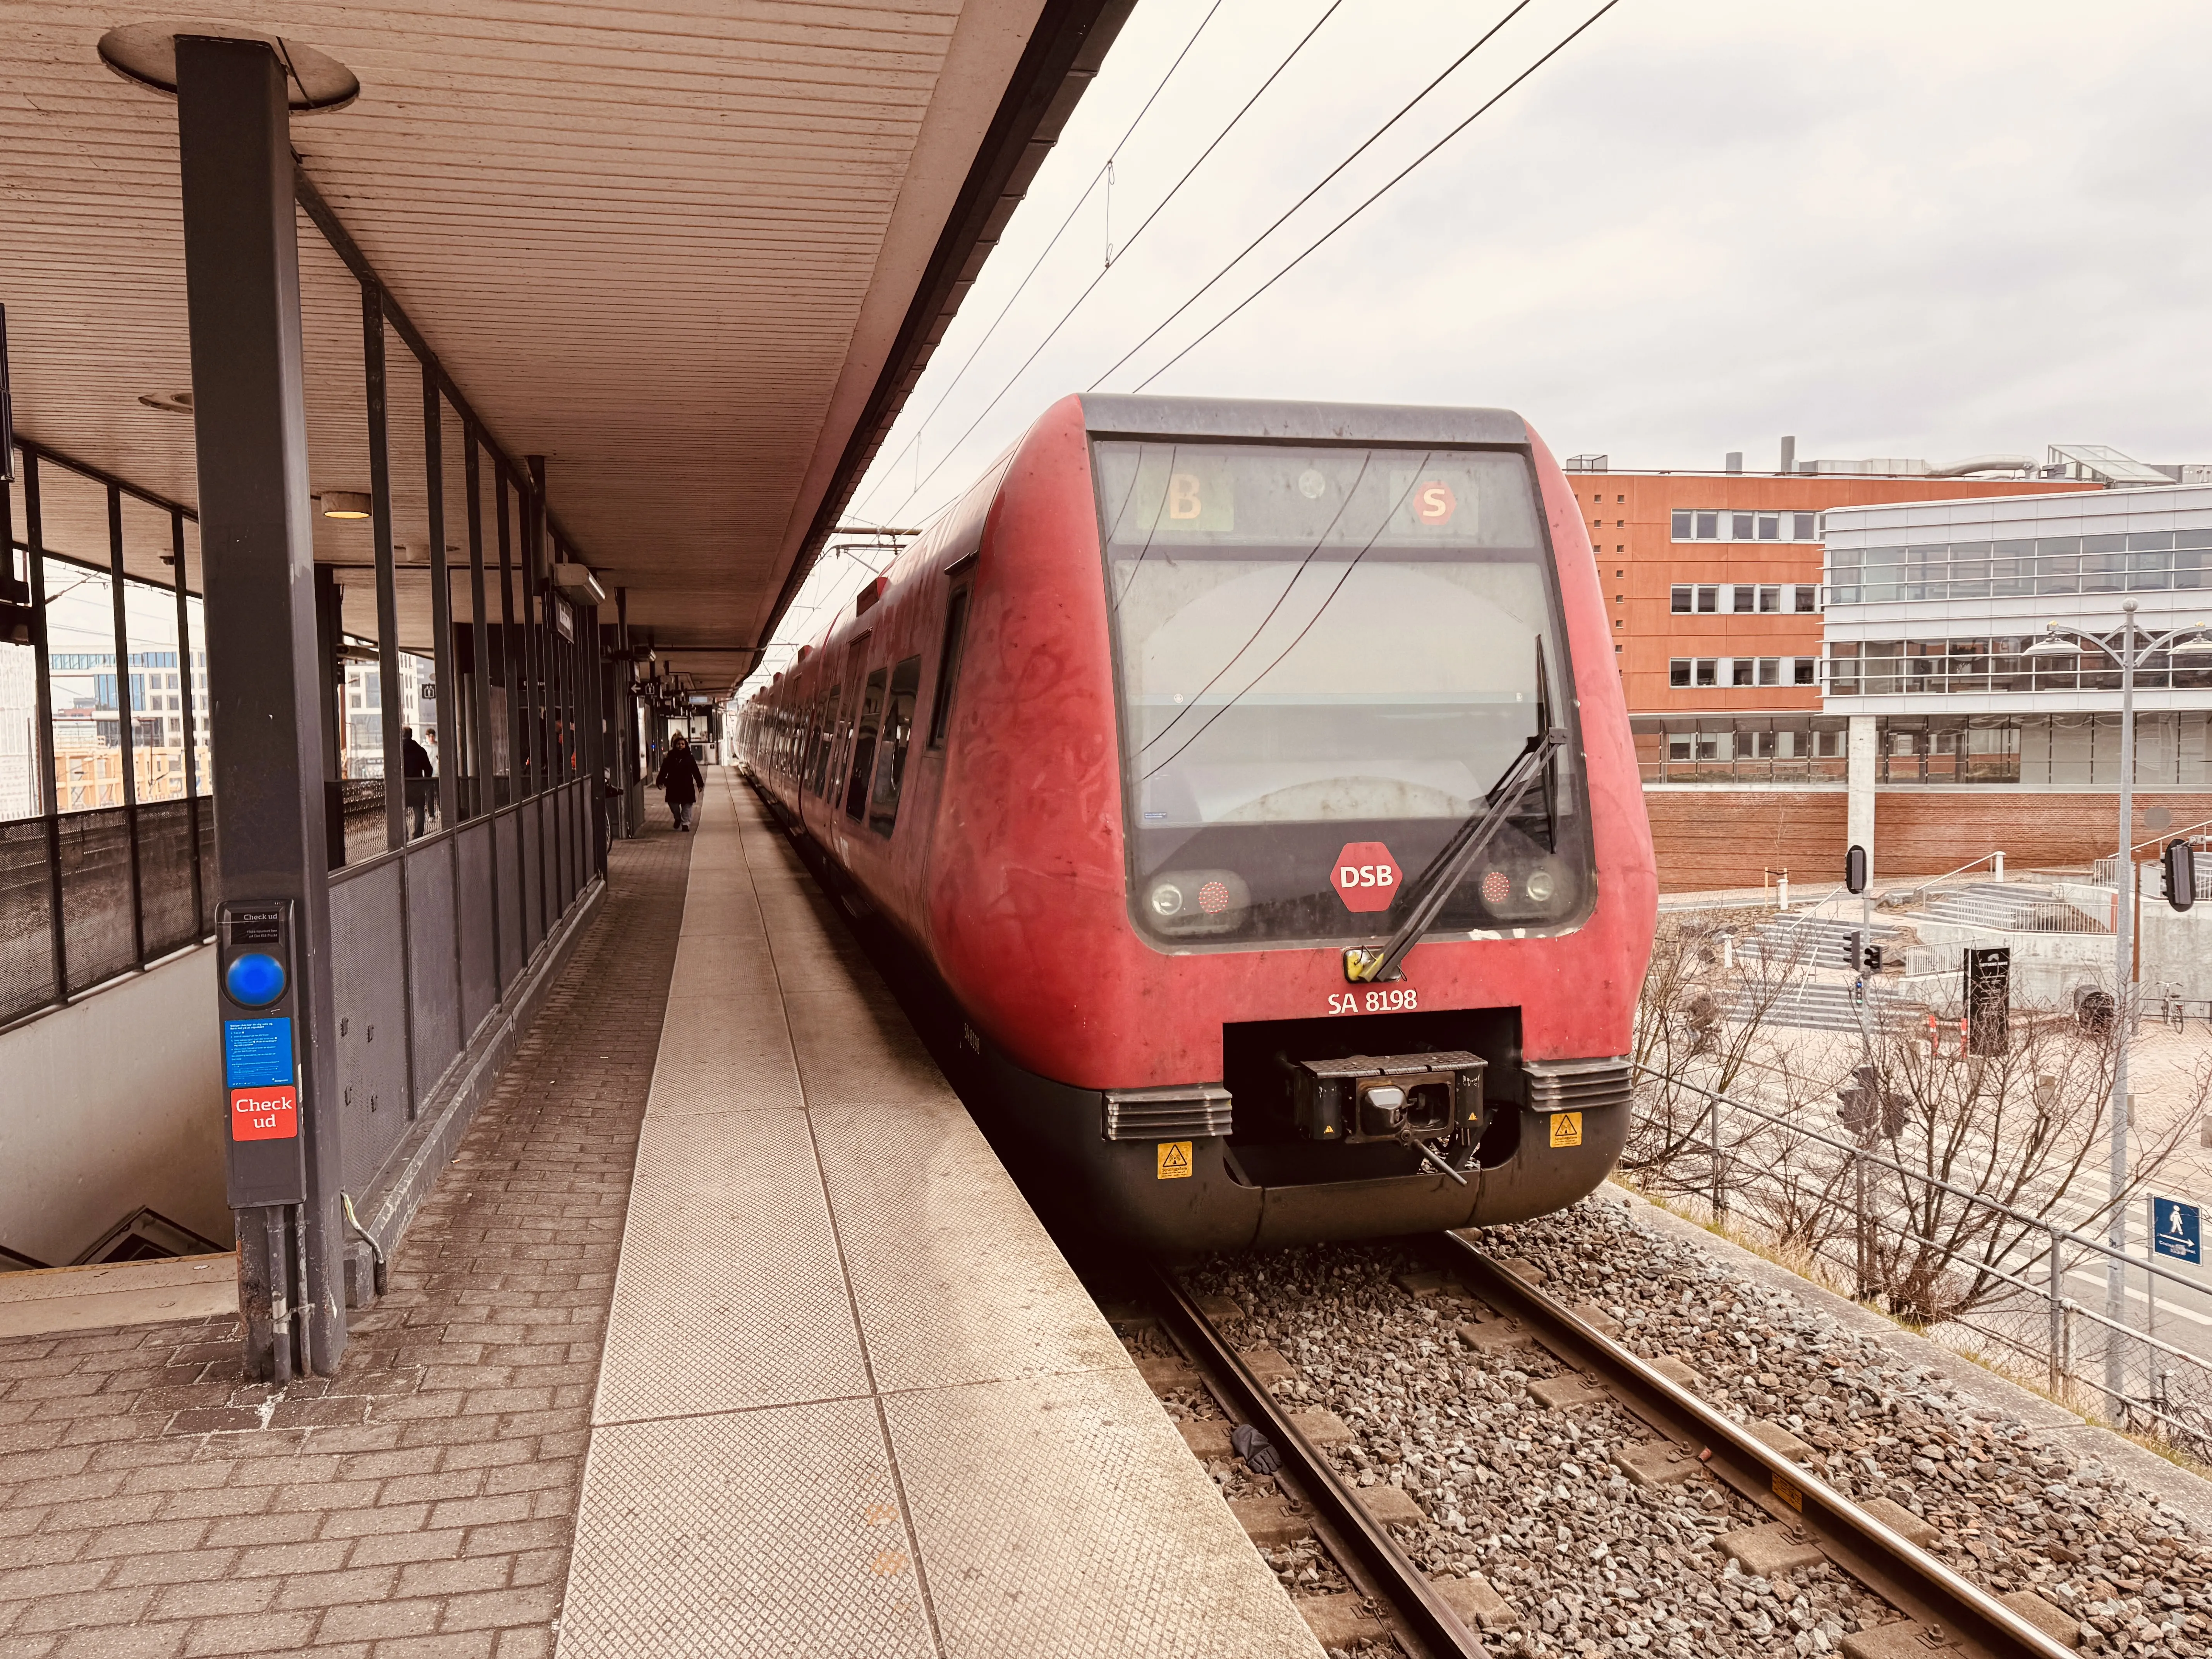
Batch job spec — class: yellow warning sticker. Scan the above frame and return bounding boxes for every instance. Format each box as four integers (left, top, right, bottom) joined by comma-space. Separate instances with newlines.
1157, 1140, 1193, 1180
1549, 1111, 1583, 1149
1772, 1472, 1803, 1511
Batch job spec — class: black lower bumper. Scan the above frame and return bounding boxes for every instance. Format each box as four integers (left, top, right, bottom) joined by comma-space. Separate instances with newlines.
960, 1027, 1628, 1254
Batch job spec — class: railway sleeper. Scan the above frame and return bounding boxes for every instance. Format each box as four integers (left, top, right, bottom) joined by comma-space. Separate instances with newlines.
1111, 1275, 1511, 1657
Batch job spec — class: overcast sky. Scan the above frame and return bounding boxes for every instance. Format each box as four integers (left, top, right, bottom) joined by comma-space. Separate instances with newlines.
741, 0, 2212, 696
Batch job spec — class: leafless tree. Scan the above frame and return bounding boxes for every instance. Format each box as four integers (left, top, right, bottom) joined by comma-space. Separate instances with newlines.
1854, 1010, 2205, 1328
1623, 909, 1820, 1206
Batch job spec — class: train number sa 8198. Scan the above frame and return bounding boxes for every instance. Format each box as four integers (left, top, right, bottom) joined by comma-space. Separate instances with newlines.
1328, 986, 1419, 1015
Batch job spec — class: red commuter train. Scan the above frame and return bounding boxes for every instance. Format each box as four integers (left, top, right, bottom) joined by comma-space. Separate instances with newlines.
738, 395, 1656, 1251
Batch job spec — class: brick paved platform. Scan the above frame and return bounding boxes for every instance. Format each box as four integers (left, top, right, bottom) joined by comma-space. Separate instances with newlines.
0, 824, 692, 1659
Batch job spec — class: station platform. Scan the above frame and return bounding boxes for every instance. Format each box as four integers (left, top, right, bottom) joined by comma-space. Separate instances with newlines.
0, 774, 1314, 1657
555, 773, 1316, 1657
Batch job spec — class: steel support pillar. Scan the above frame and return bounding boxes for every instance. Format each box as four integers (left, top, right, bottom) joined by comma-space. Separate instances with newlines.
175, 34, 347, 1379
1846, 714, 1877, 883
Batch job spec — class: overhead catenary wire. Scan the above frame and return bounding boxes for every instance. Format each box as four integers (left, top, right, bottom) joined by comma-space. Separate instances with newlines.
1129, 0, 1628, 391
848, 0, 1233, 522
871, 0, 1351, 527
1084, 0, 1542, 394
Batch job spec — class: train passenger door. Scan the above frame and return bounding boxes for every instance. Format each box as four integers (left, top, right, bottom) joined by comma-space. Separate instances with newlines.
866, 656, 922, 836
807, 685, 839, 799
823, 634, 871, 824
843, 668, 888, 822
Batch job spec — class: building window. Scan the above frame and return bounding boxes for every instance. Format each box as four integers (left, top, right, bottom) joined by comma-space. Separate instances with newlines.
1794, 585, 1819, 613
1731, 585, 1755, 613
1668, 658, 1729, 689
1672, 507, 1829, 544
1824, 529, 2207, 605
1688, 585, 1713, 612
1793, 658, 1816, 686
1670, 586, 1693, 613
1758, 585, 1781, 613
1732, 659, 1756, 687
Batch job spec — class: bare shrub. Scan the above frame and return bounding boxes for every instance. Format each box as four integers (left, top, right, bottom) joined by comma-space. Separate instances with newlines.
1625, 908, 1818, 1206
1852, 1010, 2203, 1328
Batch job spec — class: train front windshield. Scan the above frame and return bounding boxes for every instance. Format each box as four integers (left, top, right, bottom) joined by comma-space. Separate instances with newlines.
1094, 440, 1595, 948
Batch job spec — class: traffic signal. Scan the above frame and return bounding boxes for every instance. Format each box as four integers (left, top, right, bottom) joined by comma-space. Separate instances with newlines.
1845, 930, 1863, 976
2167, 839, 2198, 914
1845, 844, 1869, 895
1863, 943, 1881, 976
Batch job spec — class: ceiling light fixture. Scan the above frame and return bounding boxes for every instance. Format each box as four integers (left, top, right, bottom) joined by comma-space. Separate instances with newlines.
138, 390, 193, 414
319, 491, 371, 520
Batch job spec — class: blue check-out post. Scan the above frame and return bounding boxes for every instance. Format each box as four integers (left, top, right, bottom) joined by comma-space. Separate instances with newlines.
2153, 1197, 2201, 1265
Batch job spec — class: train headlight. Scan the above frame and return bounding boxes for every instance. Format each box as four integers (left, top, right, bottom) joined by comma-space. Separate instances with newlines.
1141, 869, 1250, 936
1524, 869, 1556, 903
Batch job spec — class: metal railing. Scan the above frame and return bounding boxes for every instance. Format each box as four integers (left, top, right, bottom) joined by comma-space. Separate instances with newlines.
2090, 842, 2212, 900
1630, 1061, 2212, 1459
0, 796, 216, 1027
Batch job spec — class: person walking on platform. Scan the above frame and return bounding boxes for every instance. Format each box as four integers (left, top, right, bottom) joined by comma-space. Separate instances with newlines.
656, 731, 704, 832
402, 726, 436, 838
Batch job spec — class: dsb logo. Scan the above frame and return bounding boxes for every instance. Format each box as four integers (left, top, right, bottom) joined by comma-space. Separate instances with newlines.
1331, 842, 1400, 913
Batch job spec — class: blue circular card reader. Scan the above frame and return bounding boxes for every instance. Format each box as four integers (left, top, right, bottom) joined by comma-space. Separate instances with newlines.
226, 951, 287, 1008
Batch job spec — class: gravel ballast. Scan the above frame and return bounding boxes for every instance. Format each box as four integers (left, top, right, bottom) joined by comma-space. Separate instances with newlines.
1182, 1190, 2212, 1659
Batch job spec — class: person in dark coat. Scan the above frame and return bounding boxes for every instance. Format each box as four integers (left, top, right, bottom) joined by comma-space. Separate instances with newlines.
655, 732, 704, 831
401, 726, 436, 837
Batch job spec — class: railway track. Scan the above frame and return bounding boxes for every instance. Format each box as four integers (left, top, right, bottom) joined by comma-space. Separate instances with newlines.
1141, 1263, 1493, 1659
1435, 1233, 2075, 1659
1132, 1235, 2080, 1659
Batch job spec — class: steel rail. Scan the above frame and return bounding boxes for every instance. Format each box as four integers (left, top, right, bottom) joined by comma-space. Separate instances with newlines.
1437, 1234, 2073, 1659
1146, 1264, 1493, 1659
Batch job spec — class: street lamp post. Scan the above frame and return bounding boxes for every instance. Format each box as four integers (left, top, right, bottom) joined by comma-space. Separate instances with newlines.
2025, 605, 2212, 1406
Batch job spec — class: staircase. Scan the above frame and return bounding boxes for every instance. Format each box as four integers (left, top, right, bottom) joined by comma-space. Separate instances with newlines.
1724, 981, 1915, 1033
1736, 914, 1910, 972
1917, 883, 2107, 934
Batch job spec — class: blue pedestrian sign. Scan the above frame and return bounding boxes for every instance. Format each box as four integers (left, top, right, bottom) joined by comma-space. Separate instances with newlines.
2154, 1197, 2202, 1264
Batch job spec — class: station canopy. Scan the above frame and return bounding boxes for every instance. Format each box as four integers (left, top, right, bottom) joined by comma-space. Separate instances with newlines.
2, 1, 1123, 687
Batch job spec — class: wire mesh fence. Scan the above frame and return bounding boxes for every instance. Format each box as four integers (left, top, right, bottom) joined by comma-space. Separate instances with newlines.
1628, 1058, 2212, 1462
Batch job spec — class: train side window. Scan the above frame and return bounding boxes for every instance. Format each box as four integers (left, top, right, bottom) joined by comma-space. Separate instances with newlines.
926, 584, 972, 750
844, 668, 888, 821
867, 655, 924, 836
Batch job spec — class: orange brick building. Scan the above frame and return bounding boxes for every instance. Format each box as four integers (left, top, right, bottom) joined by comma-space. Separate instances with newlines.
1566, 468, 2097, 715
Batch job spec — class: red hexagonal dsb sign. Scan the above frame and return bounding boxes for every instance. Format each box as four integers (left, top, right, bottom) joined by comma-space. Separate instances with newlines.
1332, 842, 1400, 913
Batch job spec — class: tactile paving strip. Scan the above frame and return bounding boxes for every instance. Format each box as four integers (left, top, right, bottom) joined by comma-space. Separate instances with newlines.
784, 991, 945, 1106
670, 932, 773, 986
559, 1397, 935, 1659
884, 1368, 1321, 1659
593, 1110, 867, 1424
565, 776, 1316, 1659
812, 1101, 1131, 1393
645, 994, 804, 1117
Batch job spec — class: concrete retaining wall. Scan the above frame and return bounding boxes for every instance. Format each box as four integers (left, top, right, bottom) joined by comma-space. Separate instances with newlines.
0, 947, 230, 1266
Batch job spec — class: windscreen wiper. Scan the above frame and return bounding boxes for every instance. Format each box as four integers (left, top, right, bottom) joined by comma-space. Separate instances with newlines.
1343, 726, 1566, 984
